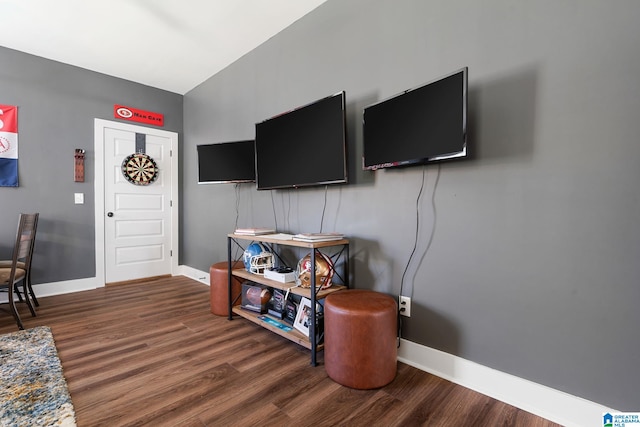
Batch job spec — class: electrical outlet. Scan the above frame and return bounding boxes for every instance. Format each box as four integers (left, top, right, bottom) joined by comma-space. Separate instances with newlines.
399, 296, 411, 317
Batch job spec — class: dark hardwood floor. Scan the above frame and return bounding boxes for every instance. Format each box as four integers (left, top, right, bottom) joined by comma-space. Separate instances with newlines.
0, 276, 562, 427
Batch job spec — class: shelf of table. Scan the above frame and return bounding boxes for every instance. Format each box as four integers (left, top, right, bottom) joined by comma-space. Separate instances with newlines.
228, 233, 348, 249
231, 269, 346, 299
231, 306, 323, 351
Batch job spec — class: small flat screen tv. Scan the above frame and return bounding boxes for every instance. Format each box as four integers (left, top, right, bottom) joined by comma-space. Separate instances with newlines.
255, 91, 348, 190
362, 67, 468, 170
197, 140, 256, 184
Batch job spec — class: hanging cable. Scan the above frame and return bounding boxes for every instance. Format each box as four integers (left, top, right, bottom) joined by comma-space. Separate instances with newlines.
423, 164, 441, 260
270, 190, 278, 231
319, 185, 328, 232
285, 189, 291, 232
234, 183, 240, 231
400, 166, 426, 299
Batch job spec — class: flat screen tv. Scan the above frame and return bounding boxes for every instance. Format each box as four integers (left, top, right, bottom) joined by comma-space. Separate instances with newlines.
255, 91, 348, 190
362, 67, 468, 170
197, 140, 255, 184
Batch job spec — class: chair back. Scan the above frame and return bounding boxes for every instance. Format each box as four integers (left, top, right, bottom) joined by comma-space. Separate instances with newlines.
5, 213, 38, 283
14, 213, 38, 265
0, 213, 38, 329
19, 213, 38, 271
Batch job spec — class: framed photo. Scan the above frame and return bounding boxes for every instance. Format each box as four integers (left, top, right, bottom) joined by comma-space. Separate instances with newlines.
267, 289, 286, 319
283, 300, 297, 325
293, 297, 312, 336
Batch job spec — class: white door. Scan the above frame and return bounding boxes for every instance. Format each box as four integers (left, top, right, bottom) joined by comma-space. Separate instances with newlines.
96, 120, 178, 284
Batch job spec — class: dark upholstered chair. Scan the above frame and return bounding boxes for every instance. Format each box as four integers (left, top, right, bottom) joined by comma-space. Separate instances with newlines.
0, 213, 39, 329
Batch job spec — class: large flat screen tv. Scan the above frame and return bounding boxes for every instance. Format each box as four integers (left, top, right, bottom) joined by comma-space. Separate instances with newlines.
197, 140, 256, 184
362, 67, 468, 170
255, 91, 348, 190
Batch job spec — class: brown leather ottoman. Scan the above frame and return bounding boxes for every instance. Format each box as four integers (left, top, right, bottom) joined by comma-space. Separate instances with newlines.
324, 289, 397, 389
209, 261, 243, 316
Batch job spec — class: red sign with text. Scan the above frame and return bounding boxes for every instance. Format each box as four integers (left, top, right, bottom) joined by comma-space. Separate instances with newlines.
114, 105, 164, 127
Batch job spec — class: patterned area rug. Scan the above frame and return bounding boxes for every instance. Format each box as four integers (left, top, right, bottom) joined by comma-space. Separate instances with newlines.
0, 326, 76, 427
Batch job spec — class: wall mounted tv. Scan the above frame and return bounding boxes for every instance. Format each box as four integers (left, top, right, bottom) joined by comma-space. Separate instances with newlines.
255, 91, 348, 190
362, 67, 468, 170
197, 140, 256, 184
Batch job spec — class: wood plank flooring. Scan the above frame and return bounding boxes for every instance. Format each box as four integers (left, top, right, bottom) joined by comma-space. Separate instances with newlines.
0, 276, 562, 427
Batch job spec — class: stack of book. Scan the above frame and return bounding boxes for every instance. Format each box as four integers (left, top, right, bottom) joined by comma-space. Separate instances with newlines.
234, 227, 276, 236
292, 232, 344, 242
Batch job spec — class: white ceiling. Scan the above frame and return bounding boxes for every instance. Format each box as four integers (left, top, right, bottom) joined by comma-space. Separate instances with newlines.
0, 0, 327, 94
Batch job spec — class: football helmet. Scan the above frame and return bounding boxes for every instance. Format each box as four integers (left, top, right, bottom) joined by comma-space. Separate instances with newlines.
243, 242, 274, 275
296, 251, 334, 289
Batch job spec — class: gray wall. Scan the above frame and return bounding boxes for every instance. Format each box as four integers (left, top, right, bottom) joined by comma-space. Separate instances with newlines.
0, 46, 183, 284
183, 0, 640, 410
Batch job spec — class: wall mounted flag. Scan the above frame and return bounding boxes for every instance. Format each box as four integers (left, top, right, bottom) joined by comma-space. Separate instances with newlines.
0, 104, 18, 187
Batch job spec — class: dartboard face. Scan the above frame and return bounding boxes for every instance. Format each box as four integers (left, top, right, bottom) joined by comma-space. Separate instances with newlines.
121, 153, 159, 185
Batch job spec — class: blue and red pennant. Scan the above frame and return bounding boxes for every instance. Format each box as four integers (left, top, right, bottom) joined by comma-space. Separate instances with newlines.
0, 104, 18, 187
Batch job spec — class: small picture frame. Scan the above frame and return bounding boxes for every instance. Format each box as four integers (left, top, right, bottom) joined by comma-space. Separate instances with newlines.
293, 297, 312, 337
267, 289, 286, 319
283, 300, 297, 325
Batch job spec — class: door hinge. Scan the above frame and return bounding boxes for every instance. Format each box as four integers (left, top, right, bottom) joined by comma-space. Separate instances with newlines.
170, 250, 173, 257
170, 200, 173, 207
170, 150, 172, 157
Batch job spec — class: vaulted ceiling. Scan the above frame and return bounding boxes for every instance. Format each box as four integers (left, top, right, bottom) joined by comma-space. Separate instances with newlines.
0, 0, 327, 94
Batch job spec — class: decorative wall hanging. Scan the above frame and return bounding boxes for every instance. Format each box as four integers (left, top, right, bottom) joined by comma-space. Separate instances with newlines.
121, 153, 159, 186
0, 104, 19, 187
74, 149, 85, 182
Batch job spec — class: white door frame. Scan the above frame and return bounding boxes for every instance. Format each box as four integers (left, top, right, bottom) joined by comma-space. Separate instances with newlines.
94, 118, 179, 286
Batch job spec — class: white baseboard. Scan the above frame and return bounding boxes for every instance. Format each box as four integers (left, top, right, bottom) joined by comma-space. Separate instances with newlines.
0, 277, 102, 303
33, 277, 103, 297
397, 338, 614, 427
3, 267, 209, 304
176, 265, 209, 285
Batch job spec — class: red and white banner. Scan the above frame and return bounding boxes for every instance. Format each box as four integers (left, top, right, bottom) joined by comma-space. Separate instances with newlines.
0, 104, 18, 187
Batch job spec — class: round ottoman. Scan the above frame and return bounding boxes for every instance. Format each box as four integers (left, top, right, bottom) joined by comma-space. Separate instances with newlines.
209, 261, 243, 316
324, 289, 397, 389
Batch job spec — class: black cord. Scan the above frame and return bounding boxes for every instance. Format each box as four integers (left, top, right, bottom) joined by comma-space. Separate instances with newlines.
397, 166, 426, 345
400, 166, 426, 297
398, 164, 442, 345
234, 183, 240, 231
423, 164, 441, 260
286, 189, 291, 232
270, 190, 278, 231
233, 184, 244, 262
319, 185, 328, 232
409, 164, 441, 286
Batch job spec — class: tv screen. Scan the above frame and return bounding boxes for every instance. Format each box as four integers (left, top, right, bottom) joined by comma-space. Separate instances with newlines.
255, 91, 348, 190
197, 140, 255, 184
363, 67, 468, 170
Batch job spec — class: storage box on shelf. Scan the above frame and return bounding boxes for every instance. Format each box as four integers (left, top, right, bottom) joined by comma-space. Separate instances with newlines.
227, 232, 349, 366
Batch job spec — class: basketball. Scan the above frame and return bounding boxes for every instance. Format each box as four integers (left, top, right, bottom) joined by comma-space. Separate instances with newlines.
246, 286, 271, 306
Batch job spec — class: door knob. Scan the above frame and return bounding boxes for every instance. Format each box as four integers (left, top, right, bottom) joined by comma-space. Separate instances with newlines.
107, 212, 114, 217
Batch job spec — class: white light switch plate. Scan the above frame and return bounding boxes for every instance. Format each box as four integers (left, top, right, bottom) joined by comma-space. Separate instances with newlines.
74, 193, 84, 204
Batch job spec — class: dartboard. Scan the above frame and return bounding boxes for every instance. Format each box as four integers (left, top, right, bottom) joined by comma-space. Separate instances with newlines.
121, 153, 159, 185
